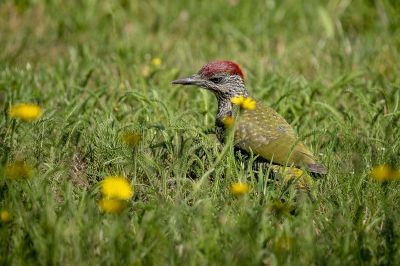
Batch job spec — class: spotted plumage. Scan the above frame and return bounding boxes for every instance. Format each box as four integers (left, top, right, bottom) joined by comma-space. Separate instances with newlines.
172, 60, 326, 175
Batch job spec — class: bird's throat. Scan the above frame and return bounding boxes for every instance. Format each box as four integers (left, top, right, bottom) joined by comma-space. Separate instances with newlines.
216, 96, 233, 120
215, 95, 244, 143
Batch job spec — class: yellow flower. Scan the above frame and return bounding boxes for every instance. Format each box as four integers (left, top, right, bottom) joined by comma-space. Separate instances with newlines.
269, 165, 313, 190
241, 97, 256, 110
98, 199, 127, 214
371, 165, 399, 182
121, 132, 142, 146
151, 57, 162, 66
100, 176, 134, 200
291, 168, 304, 178
0, 209, 11, 223
222, 116, 234, 128
230, 96, 245, 106
4, 161, 32, 180
270, 165, 304, 177
9, 103, 42, 121
230, 182, 250, 196
230, 96, 256, 110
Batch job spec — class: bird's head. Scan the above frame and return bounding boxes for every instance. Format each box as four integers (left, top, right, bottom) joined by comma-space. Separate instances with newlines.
172, 60, 248, 99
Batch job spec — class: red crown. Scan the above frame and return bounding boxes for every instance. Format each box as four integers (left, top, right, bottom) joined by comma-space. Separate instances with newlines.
199, 60, 244, 79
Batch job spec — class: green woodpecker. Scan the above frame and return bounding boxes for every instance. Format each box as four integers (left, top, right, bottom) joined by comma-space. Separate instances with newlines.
172, 60, 326, 175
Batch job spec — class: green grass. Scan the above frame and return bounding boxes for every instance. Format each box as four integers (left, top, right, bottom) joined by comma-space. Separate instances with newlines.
1, 0, 400, 265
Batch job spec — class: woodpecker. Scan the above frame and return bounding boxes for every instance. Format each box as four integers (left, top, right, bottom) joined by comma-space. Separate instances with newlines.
172, 60, 326, 175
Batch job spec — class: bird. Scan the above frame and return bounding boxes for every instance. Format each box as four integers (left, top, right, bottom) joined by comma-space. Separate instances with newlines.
172, 60, 326, 175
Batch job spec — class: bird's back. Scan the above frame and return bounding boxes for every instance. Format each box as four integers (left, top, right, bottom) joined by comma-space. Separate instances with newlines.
234, 101, 317, 168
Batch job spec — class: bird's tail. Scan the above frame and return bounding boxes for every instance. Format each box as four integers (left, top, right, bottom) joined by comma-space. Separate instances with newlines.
307, 163, 327, 176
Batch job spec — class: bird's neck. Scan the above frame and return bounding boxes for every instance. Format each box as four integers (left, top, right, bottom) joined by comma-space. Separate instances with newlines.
216, 97, 232, 120
215, 91, 248, 121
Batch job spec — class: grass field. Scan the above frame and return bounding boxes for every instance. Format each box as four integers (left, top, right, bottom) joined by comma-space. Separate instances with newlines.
1, 0, 400, 265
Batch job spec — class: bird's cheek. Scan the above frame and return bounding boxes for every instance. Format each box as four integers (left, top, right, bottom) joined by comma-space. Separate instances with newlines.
203, 83, 217, 91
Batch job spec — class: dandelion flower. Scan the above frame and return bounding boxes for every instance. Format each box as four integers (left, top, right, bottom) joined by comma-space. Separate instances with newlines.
230, 182, 250, 196
121, 132, 142, 146
151, 57, 162, 66
98, 199, 127, 214
241, 97, 256, 110
270, 165, 313, 190
100, 176, 133, 200
9, 103, 42, 121
370, 165, 399, 182
231, 96, 245, 106
291, 168, 304, 178
0, 209, 11, 223
231, 96, 256, 110
270, 165, 304, 178
222, 116, 235, 128
4, 161, 32, 180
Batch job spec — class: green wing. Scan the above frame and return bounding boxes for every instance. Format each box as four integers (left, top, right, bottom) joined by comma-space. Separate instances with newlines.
234, 102, 316, 167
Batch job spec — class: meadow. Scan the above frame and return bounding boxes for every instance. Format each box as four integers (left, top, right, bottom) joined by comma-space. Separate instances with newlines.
1, 0, 400, 265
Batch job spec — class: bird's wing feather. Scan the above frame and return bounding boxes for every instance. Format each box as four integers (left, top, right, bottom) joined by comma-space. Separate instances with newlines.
234, 102, 316, 166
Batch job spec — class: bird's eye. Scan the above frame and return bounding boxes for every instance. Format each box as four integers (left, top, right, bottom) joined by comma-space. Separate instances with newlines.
210, 77, 223, 84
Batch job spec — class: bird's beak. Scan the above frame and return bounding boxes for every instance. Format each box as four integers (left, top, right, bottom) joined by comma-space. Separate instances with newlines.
172, 74, 205, 87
